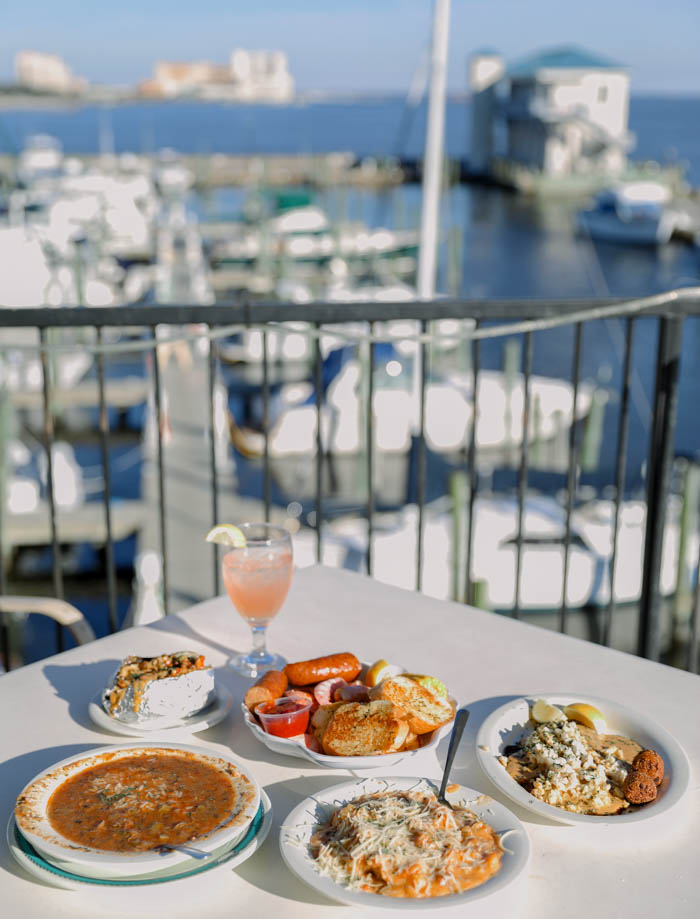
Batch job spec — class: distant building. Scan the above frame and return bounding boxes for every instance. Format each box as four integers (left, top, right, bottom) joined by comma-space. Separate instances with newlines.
145, 61, 230, 97
14, 50, 87, 95
468, 50, 506, 174
470, 46, 633, 192
139, 49, 294, 102
229, 49, 294, 102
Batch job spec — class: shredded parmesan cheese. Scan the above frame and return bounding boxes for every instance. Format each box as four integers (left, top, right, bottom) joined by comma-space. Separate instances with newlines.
309, 789, 502, 898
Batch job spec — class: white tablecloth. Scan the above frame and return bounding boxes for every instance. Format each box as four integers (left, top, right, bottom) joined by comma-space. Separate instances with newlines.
1, 565, 698, 918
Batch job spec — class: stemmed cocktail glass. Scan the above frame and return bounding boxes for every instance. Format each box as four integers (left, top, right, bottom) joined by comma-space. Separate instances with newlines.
220, 522, 293, 677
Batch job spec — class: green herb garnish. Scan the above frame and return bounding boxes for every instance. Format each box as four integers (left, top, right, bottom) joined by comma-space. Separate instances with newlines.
97, 786, 136, 806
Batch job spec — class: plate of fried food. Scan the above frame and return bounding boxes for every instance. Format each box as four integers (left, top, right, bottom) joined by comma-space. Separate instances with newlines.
279, 775, 530, 909
475, 693, 691, 825
241, 653, 456, 768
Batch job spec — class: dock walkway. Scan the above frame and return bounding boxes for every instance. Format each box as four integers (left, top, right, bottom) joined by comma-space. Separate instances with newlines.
140, 342, 280, 612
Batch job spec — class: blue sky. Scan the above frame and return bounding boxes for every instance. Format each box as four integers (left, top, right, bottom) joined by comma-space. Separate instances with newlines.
1, 0, 698, 94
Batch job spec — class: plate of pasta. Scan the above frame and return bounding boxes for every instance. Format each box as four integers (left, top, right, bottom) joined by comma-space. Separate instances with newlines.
279, 775, 530, 909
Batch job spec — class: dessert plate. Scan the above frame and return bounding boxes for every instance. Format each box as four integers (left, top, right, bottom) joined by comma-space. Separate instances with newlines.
89, 686, 232, 736
8, 790, 271, 889
475, 693, 691, 825
279, 775, 530, 909
14, 741, 260, 877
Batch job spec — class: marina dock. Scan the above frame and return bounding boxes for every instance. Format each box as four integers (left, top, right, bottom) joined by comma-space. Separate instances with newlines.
5, 498, 145, 547
0, 152, 406, 190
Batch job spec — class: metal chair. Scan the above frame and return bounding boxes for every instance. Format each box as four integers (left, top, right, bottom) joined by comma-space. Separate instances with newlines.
0, 596, 96, 671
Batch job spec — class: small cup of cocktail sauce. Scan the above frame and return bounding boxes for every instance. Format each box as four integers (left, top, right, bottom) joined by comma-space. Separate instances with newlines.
255, 698, 312, 738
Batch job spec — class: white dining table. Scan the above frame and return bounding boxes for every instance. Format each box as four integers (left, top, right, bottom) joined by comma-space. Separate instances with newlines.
1, 565, 698, 919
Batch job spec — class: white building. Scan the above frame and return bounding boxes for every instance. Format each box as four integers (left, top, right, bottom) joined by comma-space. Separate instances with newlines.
470, 46, 632, 188
150, 61, 230, 97
229, 49, 294, 102
14, 50, 86, 95
141, 49, 294, 102
468, 50, 506, 174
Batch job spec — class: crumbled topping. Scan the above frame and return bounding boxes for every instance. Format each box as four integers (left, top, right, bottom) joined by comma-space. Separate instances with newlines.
516, 721, 628, 813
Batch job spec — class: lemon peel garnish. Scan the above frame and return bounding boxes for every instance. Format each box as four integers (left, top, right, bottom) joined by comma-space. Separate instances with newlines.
205, 524, 247, 548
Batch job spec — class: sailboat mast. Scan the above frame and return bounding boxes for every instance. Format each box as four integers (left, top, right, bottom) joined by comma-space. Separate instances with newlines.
417, 0, 451, 299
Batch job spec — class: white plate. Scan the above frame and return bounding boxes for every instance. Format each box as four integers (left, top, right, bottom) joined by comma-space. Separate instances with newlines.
7, 790, 272, 890
14, 741, 261, 877
279, 776, 530, 909
88, 686, 232, 736
475, 693, 691, 826
241, 701, 454, 769
242, 661, 455, 768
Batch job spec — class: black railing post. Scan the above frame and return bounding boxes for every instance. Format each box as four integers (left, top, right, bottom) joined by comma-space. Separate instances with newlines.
603, 318, 635, 646
151, 326, 169, 615
96, 328, 118, 632
262, 329, 271, 521
39, 328, 64, 654
464, 321, 480, 606
0, 386, 7, 669
637, 316, 684, 660
416, 320, 428, 592
513, 332, 533, 619
560, 323, 583, 634
207, 328, 220, 594
366, 324, 375, 576
314, 324, 323, 563
689, 538, 700, 674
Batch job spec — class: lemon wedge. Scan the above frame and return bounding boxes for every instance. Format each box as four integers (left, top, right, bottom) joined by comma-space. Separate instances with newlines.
205, 524, 246, 548
365, 660, 403, 687
403, 674, 449, 699
563, 702, 606, 733
364, 659, 392, 688
531, 699, 567, 724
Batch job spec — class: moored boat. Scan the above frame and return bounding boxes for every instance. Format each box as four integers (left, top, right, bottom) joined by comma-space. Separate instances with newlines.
576, 181, 679, 245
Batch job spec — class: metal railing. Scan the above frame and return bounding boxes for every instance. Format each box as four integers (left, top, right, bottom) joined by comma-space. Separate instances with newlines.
1, 289, 699, 672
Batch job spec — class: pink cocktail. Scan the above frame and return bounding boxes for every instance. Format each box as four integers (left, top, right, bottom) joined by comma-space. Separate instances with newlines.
222, 523, 293, 676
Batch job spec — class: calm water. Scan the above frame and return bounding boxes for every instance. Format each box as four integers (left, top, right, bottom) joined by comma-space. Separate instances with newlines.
2, 94, 698, 484
1, 95, 699, 182
2, 96, 699, 661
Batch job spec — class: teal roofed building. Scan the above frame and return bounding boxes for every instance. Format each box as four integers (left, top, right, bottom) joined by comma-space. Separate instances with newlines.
469, 45, 633, 193
506, 47, 624, 79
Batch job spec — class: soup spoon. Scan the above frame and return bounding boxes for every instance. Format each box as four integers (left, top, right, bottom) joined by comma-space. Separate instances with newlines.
156, 842, 213, 860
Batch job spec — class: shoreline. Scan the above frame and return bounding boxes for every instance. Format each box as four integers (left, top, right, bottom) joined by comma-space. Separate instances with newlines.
1, 90, 698, 112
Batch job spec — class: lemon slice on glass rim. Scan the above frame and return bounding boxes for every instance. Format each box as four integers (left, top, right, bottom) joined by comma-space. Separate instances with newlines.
205, 524, 247, 548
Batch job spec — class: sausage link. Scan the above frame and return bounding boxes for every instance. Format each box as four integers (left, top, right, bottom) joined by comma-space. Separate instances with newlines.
285, 653, 361, 686
244, 669, 288, 712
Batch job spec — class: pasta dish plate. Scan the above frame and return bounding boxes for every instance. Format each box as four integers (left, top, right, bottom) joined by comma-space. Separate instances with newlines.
279, 776, 530, 911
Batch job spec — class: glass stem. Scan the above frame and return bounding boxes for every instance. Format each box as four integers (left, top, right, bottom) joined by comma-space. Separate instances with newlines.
250, 624, 269, 659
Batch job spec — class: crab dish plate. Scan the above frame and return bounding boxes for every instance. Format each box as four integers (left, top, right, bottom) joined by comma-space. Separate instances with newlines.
475, 693, 690, 825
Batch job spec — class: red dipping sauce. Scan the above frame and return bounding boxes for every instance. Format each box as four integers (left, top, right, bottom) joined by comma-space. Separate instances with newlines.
255, 698, 311, 738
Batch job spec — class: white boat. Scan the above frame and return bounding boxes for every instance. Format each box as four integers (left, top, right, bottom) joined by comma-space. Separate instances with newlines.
293, 493, 695, 613
576, 181, 680, 245
16, 134, 64, 186
8, 136, 159, 265
245, 360, 592, 459
208, 202, 418, 268
3, 438, 145, 562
